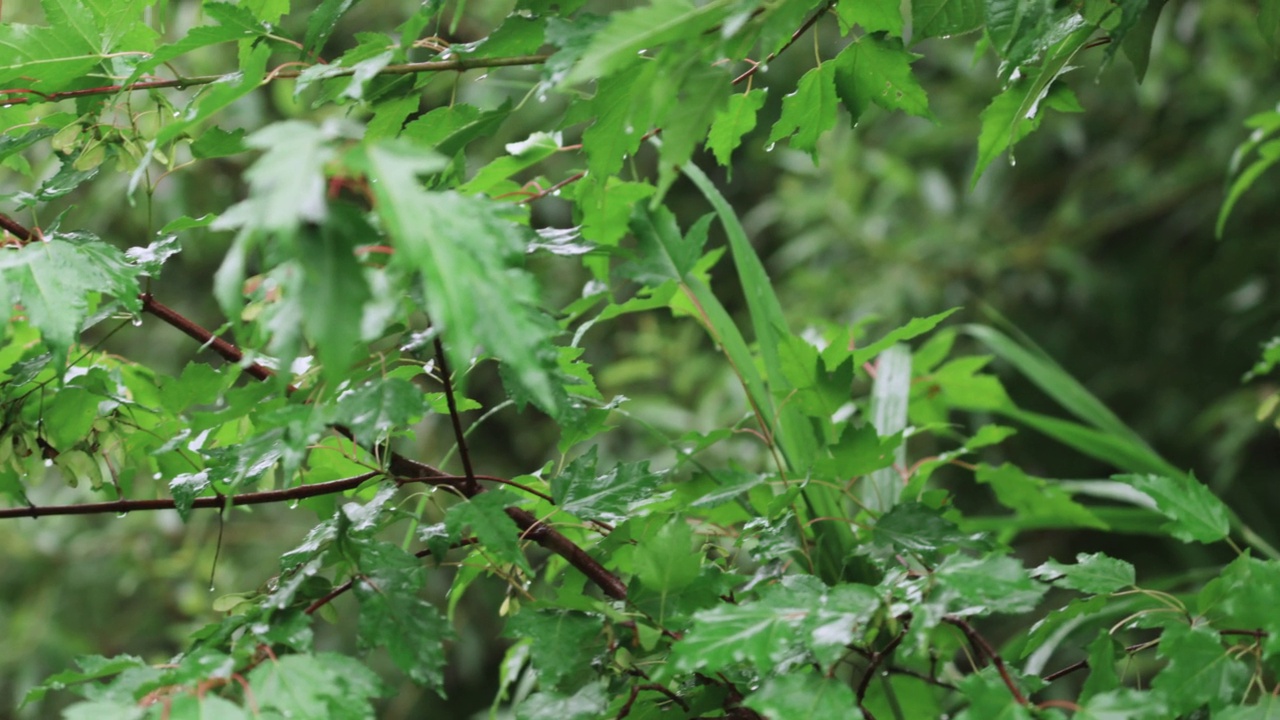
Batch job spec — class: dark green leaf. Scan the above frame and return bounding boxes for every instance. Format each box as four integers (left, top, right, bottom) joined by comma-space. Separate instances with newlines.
563, 0, 738, 84
833, 36, 931, 124
334, 378, 430, 445
503, 611, 603, 691
707, 89, 766, 167
975, 463, 1108, 530
304, 0, 360, 57
552, 446, 667, 520
445, 490, 532, 573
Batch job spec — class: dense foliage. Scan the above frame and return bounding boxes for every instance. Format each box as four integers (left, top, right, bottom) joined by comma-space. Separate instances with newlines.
2, 0, 1279, 718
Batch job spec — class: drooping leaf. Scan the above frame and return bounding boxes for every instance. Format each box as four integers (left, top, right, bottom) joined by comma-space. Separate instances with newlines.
833, 36, 932, 124
767, 62, 839, 159
1151, 624, 1250, 714
975, 463, 1108, 530
707, 89, 767, 167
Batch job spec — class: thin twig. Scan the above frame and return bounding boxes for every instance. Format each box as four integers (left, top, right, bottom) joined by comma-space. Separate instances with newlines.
433, 336, 477, 494
1, 54, 549, 106
943, 616, 1026, 705
732, 2, 834, 86
0, 472, 379, 519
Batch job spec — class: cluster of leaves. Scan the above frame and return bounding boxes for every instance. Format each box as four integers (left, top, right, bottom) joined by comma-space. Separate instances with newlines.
2, 0, 1280, 718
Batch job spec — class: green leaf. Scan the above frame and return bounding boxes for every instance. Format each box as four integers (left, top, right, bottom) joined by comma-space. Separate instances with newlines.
582, 70, 651, 181
634, 517, 700, 593
1120, 0, 1165, 81
1031, 552, 1135, 594
503, 611, 602, 691
1077, 689, 1169, 720
445, 490, 532, 573
360, 143, 561, 414
460, 132, 562, 195
351, 541, 453, 688
552, 447, 667, 521
934, 553, 1047, 615
912, 0, 984, 41
304, 0, 360, 57
516, 682, 608, 720
1080, 630, 1122, 701
248, 653, 383, 717
297, 210, 373, 387
837, 0, 904, 35
767, 62, 839, 159
868, 502, 988, 560
563, 0, 738, 84
975, 463, 1108, 530
1151, 624, 1249, 714
1122, 473, 1230, 544
955, 667, 1035, 720
333, 378, 430, 445
853, 309, 959, 366
833, 36, 931, 124
1218, 138, 1280, 238
0, 237, 142, 370
402, 101, 512, 156
971, 26, 1092, 184
745, 671, 862, 720
707, 89, 767, 167
1260, 0, 1280, 55
674, 577, 879, 672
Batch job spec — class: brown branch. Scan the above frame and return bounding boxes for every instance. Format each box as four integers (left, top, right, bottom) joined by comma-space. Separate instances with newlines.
2, 55, 549, 106
0, 472, 379, 519
0, 212, 35, 243
943, 616, 1026, 705
140, 293, 286, 387
303, 536, 480, 615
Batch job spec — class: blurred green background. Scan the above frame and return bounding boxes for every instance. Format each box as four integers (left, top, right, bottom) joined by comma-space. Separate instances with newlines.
1, 0, 1277, 716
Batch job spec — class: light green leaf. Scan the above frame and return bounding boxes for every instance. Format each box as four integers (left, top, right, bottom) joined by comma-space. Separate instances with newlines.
516, 682, 608, 720
767, 62, 838, 159
707, 89, 767, 166
853, 309, 959, 366
745, 671, 862, 720
551, 446, 667, 521
461, 132, 562, 195
975, 463, 1108, 530
837, 0, 904, 35
934, 554, 1047, 615
0, 237, 141, 370
634, 517, 700, 593
1032, 552, 1135, 594
1122, 473, 1231, 544
1077, 689, 1169, 720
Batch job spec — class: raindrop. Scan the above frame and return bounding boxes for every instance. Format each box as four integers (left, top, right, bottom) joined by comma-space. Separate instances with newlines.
288, 500, 300, 509
208, 584, 216, 592
116, 511, 128, 519
765, 143, 776, 152
43, 458, 53, 468
624, 125, 634, 135
131, 317, 143, 327
153, 472, 162, 480
1009, 156, 1017, 167
537, 94, 548, 103
474, 74, 488, 82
